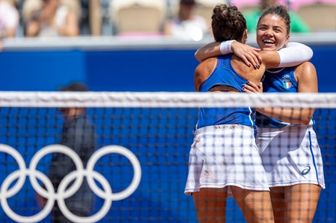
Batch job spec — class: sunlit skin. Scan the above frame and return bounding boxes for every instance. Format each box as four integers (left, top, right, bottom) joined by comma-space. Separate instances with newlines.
194, 14, 293, 68
257, 14, 289, 51
249, 13, 321, 223
194, 9, 320, 222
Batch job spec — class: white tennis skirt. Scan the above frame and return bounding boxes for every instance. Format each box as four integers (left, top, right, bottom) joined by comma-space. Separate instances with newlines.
257, 125, 325, 189
184, 124, 270, 194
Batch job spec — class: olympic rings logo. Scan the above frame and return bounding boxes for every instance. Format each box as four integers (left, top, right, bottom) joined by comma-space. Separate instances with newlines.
0, 144, 142, 223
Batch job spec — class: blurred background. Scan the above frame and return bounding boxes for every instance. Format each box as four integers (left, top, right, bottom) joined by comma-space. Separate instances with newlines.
0, 1, 336, 222
0, 0, 335, 92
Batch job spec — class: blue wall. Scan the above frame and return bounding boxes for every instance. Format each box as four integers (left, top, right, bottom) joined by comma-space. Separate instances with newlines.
0, 48, 197, 92
1, 44, 334, 92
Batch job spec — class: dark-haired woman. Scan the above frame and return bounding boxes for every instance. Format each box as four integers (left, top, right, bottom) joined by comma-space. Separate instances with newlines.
194, 5, 324, 223
184, 4, 314, 223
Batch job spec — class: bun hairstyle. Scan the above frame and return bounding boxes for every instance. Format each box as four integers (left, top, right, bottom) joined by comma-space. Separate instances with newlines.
211, 4, 247, 42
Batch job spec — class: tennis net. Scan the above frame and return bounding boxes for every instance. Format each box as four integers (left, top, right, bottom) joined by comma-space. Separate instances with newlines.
0, 92, 335, 223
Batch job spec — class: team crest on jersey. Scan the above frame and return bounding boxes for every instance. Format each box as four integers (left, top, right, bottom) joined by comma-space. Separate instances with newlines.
281, 74, 292, 89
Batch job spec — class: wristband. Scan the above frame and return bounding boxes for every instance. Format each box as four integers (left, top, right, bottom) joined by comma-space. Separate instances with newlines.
219, 40, 234, 55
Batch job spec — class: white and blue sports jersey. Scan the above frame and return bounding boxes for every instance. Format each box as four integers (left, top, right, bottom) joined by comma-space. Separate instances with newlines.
263, 67, 297, 93
257, 67, 297, 128
197, 55, 254, 128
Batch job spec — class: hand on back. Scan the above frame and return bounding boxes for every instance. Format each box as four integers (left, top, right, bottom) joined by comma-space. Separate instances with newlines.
231, 41, 262, 69
243, 81, 263, 93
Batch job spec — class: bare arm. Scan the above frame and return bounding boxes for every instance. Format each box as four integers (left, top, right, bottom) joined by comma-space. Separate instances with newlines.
259, 50, 281, 68
245, 62, 317, 124
195, 41, 313, 69
195, 41, 261, 68
194, 42, 221, 61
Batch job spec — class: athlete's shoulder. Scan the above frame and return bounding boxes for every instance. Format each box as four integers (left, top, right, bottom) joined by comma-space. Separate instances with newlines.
295, 61, 317, 79
194, 57, 217, 91
295, 61, 316, 73
195, 57, 217, 72
295, 61, 318, 92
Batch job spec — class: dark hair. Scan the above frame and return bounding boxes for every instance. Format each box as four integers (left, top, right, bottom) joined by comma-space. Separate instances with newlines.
60, 82, 88, 92
211, 4, 247, 42
258, 5, 291, 34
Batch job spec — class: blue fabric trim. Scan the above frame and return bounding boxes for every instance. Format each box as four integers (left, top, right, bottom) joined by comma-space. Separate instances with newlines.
308, 131, 319, 184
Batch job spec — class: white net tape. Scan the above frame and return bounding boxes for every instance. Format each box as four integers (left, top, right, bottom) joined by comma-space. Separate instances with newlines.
0, 92, 336, 108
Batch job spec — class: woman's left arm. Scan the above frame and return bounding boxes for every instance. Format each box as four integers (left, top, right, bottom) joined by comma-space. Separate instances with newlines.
244, 62, 318, 124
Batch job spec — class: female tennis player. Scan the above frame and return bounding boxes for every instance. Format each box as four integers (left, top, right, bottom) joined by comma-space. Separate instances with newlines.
244, 6, 324, 223
185, 4, 314, 223
194, 5, 324, 223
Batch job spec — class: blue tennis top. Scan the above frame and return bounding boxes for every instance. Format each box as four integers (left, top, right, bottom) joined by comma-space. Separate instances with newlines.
256, 67, 298, 128
197, 55, 254, 129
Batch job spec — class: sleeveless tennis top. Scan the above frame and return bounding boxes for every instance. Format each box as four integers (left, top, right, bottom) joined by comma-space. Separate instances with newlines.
256, 67, 298, 128
197, 55, 254, 129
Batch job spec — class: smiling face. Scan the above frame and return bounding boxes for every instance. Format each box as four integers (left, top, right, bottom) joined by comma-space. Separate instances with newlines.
256, 14, 289, 51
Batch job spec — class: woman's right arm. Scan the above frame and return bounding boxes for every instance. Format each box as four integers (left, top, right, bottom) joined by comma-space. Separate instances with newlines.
195, 41, 313, 69
243, 62, 317, 125
261, 42, 313, 68
195, 41, 261, 68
